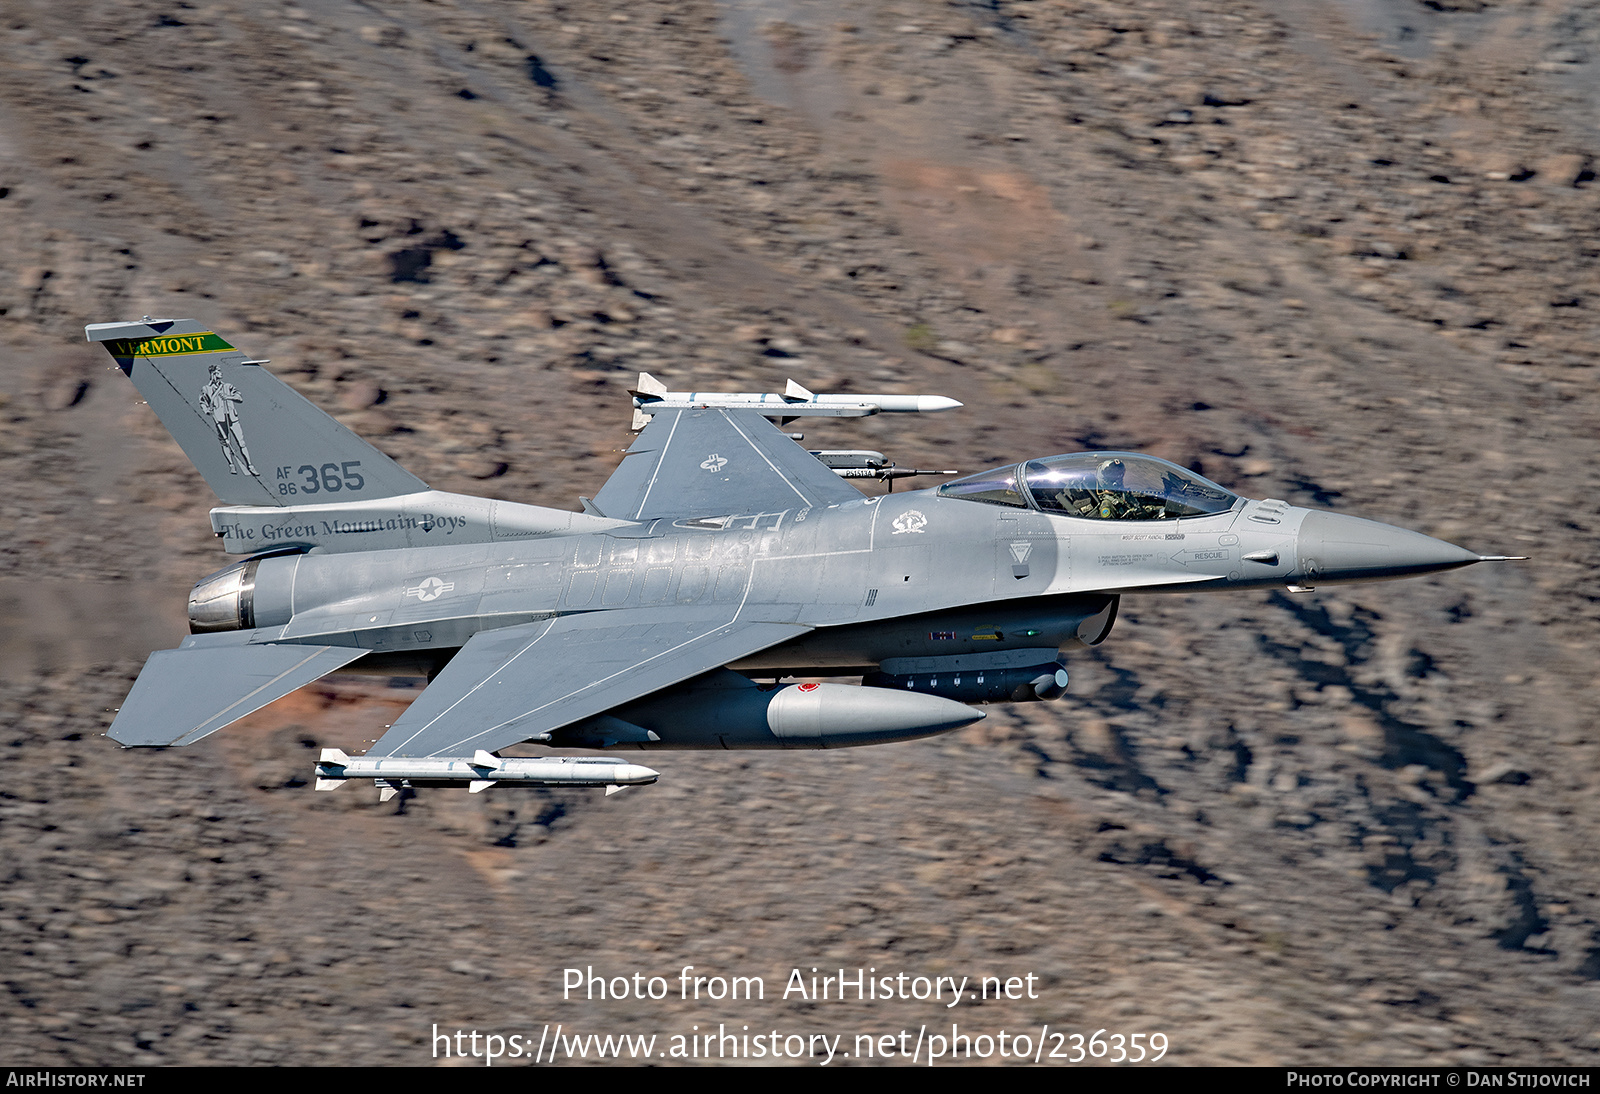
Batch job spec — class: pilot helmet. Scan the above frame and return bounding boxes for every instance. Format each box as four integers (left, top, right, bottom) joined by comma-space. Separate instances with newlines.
1097, 458, 1126, 488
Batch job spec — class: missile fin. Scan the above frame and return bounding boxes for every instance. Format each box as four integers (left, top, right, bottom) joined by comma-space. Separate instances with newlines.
468, 780, 497, 794
320, 748, 350, 765
472, 750, 502, 770
605, 784, 627, 796
314, 777, 346, 792
783, 379, 814, 402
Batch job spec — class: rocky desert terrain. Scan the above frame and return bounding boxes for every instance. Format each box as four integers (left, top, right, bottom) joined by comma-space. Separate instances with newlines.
2, 0, 1598, 1066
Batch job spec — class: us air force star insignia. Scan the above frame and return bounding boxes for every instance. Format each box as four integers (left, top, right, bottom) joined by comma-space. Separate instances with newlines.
1009, 541, 1033, 563
891, 510, 928, 535
700, 454, 729, 472
405, 576, 455, 602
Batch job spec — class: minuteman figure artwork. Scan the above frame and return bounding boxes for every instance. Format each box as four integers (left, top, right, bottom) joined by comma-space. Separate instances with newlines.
199, 362, 257, 476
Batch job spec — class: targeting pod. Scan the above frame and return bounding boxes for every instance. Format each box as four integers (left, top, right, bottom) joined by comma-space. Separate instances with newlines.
863, 648, 1070, 704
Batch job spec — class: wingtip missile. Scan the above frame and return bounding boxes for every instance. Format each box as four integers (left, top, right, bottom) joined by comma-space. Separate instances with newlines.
629, 381, 962, 422
631, 371, 668, 398
313, 753, 660, 797
315, 748, 353, 789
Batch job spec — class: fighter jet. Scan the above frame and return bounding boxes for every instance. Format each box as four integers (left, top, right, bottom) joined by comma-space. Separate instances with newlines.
89, 318, 1520, 796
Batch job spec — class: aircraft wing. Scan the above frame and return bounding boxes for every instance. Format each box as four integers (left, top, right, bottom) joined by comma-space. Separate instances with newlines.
364, 607, 810, 758
592, 407, 862, 521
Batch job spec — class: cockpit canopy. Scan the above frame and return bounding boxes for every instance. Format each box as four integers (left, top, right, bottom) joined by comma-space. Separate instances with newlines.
938, 452, 1238, 522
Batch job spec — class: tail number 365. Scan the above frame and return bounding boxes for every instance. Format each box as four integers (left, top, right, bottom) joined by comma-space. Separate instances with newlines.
278, 461, 364, 495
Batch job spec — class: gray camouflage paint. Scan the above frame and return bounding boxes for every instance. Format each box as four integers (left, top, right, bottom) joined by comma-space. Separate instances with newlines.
88, 318, 1498, 761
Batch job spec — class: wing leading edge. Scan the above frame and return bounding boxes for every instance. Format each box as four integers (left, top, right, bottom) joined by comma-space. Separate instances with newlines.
592, 407, 862, 522
364, 607, 810, 758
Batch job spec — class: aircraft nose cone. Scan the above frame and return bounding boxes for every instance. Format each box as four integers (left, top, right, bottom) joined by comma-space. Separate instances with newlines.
1297, 510, 1480, 584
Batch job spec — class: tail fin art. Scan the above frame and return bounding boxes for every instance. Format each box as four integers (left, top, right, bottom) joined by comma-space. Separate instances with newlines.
86, 318, 427, 507
88, 318, 630, 555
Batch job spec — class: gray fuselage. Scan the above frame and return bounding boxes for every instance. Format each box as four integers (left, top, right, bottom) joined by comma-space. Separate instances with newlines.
212, 483, 1472, 686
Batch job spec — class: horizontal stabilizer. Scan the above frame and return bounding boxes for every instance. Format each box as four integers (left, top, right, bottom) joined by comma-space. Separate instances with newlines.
109, 634, 367, 746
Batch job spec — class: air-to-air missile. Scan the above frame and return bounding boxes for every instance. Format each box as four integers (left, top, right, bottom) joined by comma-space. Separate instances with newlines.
627, 373, 962, 428
808, 449, 960, 486
314, 750, 661, 800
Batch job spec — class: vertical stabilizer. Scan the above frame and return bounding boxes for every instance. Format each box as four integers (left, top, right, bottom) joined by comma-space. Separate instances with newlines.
87, 318, 428, 507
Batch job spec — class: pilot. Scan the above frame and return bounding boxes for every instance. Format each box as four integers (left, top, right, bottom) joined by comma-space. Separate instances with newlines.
1093, 458, 1171, 520
1094, 458, 1132, 519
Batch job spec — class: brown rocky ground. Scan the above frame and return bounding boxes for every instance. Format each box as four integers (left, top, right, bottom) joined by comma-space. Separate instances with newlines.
2, 0, 1598, 1067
